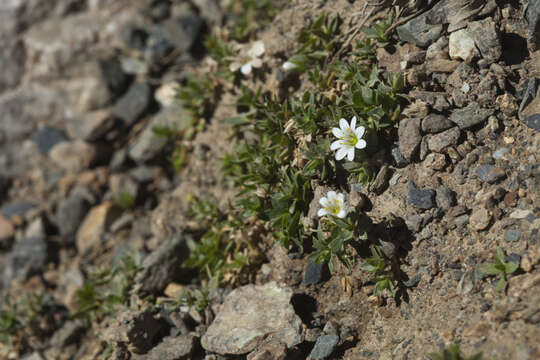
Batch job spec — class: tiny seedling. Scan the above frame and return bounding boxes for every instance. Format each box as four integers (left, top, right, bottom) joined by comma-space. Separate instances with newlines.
427, 344, 482, 360
360, 246, 396, 298
114, 189, 135, 209
479, 247, 519, 292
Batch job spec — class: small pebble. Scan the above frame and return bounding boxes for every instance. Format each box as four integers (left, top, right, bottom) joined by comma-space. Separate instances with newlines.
492, 147, 509, 160
504, 229, 521, 242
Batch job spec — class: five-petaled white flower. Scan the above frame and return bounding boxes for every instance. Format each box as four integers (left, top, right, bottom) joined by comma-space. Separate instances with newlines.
317, 191, 347, 218
330, 116, 366, 161
229, 40, 265, 75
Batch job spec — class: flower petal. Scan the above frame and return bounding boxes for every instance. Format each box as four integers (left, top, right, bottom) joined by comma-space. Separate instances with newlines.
319, 197, 329, 207
337, 209, 347, 218
251, 58, 262, 68
241, 62, 252, 75
330, 140, 342, 150
346, 147, 355, 161
327, 191, 337, 200
355, 139, 367, 149
337, 193, 345, 203
317, 208, 328, 217
248, 40, 265, 57
355, 125, 365, 139
332, 127, 344, 139
339, 118, 349, 131
229, 62, 241, 72
282, 61, 296, 71
350, 116, 357, 131
335, 147, 348, 160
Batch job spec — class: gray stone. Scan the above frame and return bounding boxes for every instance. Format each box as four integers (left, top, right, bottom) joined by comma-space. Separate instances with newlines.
0, 38, 25, 93
391, 145, 409, 167
450, 103, 495, 129
145, 335, 196, 360
201, 282, 303, 355
56, 194, 90, 243
128, 107, 184, 162
158, 15, 203, 53
404, 274, 421, 288
493, 147, 509, 160
426, 127, 460, 152
406, 214, 423, 233
50, 320, 86, 348
113, 82, 152, 127
476, 165, 506, 184
309, 334, 339, 360
408, 181, 436, 210
504, 229, 521, 243
398, 118, 422, 161
134, 234, 189, 295
421, 114, 454, 133
468, 18, 501, 64
526, 0, 540, 51
436, 187, 456, 212
423, 153, 447, 170
0, 201, 36, 218
369, 165, 391, 194
129, 166, 162, 183
102, 309, 167, 354
396, 13, 443, 47
69, 109, 115, 141
2, 232, 47, 287
523, 114, 540, 132
305, 260, 326, 285
31, 126, 68, 154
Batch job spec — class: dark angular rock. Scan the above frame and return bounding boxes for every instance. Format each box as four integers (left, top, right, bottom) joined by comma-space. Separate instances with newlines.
160, 15, 203, 53
369, 165, 392, 195
408, 181, 436, 210
98, 57, 131, 98
0, 201, 36, 218
506, 253, 521, 264
436, 187, 456, 212
305, 260, 326, 285
421, 114, 454, 133
134, 233, 189, 294
69, 109, 115, 141
56, 194, 90, 243
398, 117, 422, 161
476, 165, 506, 184
449, 103, 495, 129
523, 113, 540, 132
50, 320, 86, 348
391, 144, 409, 167
309, 334, 340, 360
396, 13, 443, 47
32, 126, 68, 154
113, 82, 152, 127
2, 234, 47, 287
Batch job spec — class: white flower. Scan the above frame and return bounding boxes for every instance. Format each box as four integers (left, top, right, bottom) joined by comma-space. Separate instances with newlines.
282, 61, 297, 71
330, 116, 367, 161
317, 191, 347, 218
229, 40, 265, 75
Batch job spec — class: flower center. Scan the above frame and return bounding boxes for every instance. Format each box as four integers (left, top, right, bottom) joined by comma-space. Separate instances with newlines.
341, 128, 358, 147
324, 198, 342, 216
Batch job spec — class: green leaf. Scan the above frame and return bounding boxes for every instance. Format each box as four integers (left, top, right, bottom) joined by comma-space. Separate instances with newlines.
478, 263, 502, 275
496, 277, 507, 292
504, 261, 519, 275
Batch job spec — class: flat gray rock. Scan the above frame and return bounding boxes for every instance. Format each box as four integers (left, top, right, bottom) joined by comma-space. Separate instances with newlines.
450, 103, 494, 129
201, 282, 303, 355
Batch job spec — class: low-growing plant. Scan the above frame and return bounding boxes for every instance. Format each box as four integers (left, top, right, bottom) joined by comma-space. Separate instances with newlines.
285, 13, 342, 73
75, 251, 143, 323
226, 0, 277, 41
360, 246, 396, 298
479, 247, 519, 292
427, 344, 482, 360
114, 189, 135, 209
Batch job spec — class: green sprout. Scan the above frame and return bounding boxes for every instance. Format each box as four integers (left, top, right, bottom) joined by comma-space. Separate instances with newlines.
427, 344, 482, 360
360, 246, 396, 298
479, 247, 519, 292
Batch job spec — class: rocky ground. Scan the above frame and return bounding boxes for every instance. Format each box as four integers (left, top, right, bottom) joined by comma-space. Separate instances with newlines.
0, 0, 539, 359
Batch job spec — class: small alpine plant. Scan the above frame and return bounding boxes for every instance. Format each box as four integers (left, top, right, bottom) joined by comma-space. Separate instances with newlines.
318, 190, 347, 218
331, 116, 367, 161
230, 40, 265, 75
